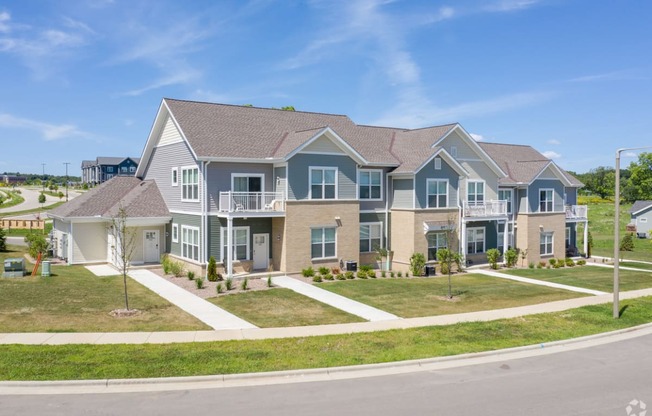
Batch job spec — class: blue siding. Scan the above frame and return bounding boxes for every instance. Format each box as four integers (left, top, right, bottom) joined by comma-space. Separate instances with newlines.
287, 154, 357, 200
528, 180, 565, 213
415, 157, 459, 209
565, 187, 578, 205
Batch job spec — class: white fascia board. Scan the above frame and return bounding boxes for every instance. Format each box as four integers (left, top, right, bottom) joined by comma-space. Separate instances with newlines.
414, 148, 469, 177
284, 127, 368, 165
199, 157, 284, 164
528, 161, 572, 187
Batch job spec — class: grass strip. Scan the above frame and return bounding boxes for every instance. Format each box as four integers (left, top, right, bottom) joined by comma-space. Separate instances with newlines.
2, 296, 652, 381
0, 202, 64, 218
0, 191, 25, 210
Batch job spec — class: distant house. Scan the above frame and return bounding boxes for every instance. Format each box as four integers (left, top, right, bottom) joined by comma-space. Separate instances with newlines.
81, 157, 140, 185
629, 201, 652, 238
2, 174, 27, 185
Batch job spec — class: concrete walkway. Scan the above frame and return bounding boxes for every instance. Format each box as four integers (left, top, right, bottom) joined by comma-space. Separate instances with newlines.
474, 269, 608, 296
84, 266, 257, 331
271, 275, 399, 322
587, 262, 652, 273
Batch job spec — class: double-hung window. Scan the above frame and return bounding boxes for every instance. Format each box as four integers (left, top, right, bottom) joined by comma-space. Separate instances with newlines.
311, 227, 336, 259
539, 189, 553, 212
359, 170, 381, 200
121, 166, 128, 173
565, 227, 571, 248
360, 223, 382, 253
427, 179, 448, 208
467, 181, 485, 206
182, 167, 199, 201
107, 166, 114, 173
427, 232, 447, 261
172, 224, 179, 243
221, 227, 249, 261
498, 189, 512, 213
310, 167, 337, 199
466, 227, 485, 254
181, 226, 200, 261
540, 232, 553, 256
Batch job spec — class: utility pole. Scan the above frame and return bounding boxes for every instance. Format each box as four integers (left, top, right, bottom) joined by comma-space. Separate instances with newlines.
41, 163, 46, 192
63, 162, 70, 202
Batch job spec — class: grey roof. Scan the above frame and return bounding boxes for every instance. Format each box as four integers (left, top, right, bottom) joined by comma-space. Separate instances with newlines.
630, 201, 652, 215
48, 176, 169, 219
390, 125, 457, 173
96, 156, 140, 166
81, 160, 96, 168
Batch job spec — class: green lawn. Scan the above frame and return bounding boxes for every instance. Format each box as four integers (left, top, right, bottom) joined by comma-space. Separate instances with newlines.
2, 297, 652, 381
505, 265, 652, 292
620, 261, 652, 271
316, 274, 584, 318
0, 246, 209, 332
209, 288, 364, 327
0, 190, 25, 210
0, 201, 65, 218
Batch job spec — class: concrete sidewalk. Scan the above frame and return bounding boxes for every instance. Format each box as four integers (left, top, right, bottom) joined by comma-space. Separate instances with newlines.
271, 275, 399, 322
587, 262, 652, 273
474, 269, 608, 296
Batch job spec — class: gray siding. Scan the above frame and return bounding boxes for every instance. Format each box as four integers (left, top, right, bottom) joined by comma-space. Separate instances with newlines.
392, 178, 414, 209
170, 213, 202, 258
518, 188, 528, 214
415, 158, 460, 209
565, 187, 578, 205
360, 212, 389, 248
207, 216, 273, 261
286, 154, 357, 200
143, 141, 200, 213
206, 163, 274, 212
528, 180, 565, 213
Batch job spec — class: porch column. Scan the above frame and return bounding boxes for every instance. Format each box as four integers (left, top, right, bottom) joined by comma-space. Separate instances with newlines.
460, 220, 467, 264
227, 216, 233, 278
583, 221, 589, 257
502, 219, 509, 256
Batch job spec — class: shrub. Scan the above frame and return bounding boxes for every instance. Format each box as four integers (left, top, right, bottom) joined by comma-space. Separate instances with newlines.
549, 258, 557, 266
553, 262, 562, 269
207, 256, 219, 281
546, 265, 551, 269
331, 267, 340, 275
302, 267, 315, 277
620, 233, 634, 252
359, 264, 373, 272
405, 271, 410, 277
195, 278, 204, 289
565, 258, 575, 267
390, 271, 395, 278
24, 232, 48, 260
318, 266, 330, 275
357, 270, 368, 279
557, 258, 565, 267
454, 253, 464, 272
368, 270, 376, 278
528, 262, 535, 269
336, 273, 346, 280
216, 283, 224, 294
486, 248, 500, 270
241, 278, 249, 290
225, 278, 234, 290
187, 271, 195, 281
440, 261, 449, 275
577, 259, 586, 266
0, 226, 5, 252
345, 271, 355, 280
409, 252, 426, 276
312, 275, 323, 283
536, 262, 543, 269
267, 275, 273, 287
397, 271, 403, 278
505, 248, 518, 268
381, 271, 386, 278
161, 255, 172, 274
323, 273, 334, 281
170, 261, 184, 277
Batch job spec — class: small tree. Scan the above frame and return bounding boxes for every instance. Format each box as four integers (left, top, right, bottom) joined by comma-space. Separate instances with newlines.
587, 230, 593, 258
108, 206, 137, 311
486, 248, 500, 270
38, 193, 46, 204
505, 248, 518, 268
207, 256, 219, 281
409, 252, 426, 276
520, 248, 529, 267
437, 214, 460, 299
620, 233, 634, 252
0, 225, 6, 252
24, 232, 48, 259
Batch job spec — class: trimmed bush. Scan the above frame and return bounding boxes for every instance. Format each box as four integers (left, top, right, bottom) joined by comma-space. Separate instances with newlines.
336, 273, 346, 280
549, 258, 557, 266
323, 273, 334, 281
565, 258, 575, 267
195, 278, 204, 289
368, 270, 376, 278
302, 267, 315, 278
390, 271, 395, 278
620, 233, 634, 252
528, 262, 535, 269
318, 266, 330, 275
381, 271, 386, 278
577, 259, 586, 266
409, 252, 426, 276
397, 271, 403, 278
187, 271, 195, 281
357, 270, 368, 279
359, 265, 373, 273
345, 271, 355, 280
312, 275, 323, 283
536, 262, 543, 269
486, 248, 500, 270
505, 248, 518, 268
207, 256, 219, 282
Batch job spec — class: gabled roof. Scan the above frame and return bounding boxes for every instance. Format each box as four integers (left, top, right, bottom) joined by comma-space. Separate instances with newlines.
48, 176, 169, 220
81, 160, 96, 168
96, 156, 140, 166
630, 200, 652, 215
389, 125, 457, 173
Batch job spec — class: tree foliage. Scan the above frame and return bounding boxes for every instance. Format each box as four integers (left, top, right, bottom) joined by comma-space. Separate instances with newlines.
24, 232, 48, 259
0, 226, 6, 252
579, 166, 615, 199
624, 152, 652, 202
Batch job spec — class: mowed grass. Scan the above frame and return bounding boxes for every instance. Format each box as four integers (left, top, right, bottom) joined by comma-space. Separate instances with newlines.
209, 288, 364, 327
620, 261, 652, 271
0, 246, 208, 332
3, 297, 652, 381
316, 274, 584, 318
505, 265, 652, 292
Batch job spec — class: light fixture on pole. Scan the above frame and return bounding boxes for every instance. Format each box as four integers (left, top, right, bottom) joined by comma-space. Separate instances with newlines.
41, 163, 46, 192
63, 162, 70, 202
613, 146, 652, 318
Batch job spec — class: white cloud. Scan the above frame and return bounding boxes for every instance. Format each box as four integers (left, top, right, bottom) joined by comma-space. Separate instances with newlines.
542, 150, 561, 159
484, 0, 540, 12
623, 151, 638, 158
567, 69, 648, 83
118, 68, 201, 96
0, 11, 10, 33
470, 133, 485, 141
0, 113, 88, 141
547, 139, 561, 145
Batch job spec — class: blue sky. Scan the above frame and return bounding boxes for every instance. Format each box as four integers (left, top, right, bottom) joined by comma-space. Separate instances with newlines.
1, 0, 651, 176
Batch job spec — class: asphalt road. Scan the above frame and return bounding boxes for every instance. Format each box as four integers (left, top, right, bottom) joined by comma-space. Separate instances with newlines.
2, 332, 651, 416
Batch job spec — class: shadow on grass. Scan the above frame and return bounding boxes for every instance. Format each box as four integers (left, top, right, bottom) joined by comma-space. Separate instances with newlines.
619, 304, 630, 318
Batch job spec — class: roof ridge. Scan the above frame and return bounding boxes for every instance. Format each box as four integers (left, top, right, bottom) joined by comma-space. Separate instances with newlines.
269, 132, 290, 158
480, 141, 535, 148
404, 123, 458, 132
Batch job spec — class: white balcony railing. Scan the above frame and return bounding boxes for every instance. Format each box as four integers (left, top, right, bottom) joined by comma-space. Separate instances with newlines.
463, 200, 507, 218
565, 205, 588, 220
219, 191, 285, 213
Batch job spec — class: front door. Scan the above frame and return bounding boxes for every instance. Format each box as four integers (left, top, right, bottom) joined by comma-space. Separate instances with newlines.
144, 230, 160, 263
253, 233, 268, 270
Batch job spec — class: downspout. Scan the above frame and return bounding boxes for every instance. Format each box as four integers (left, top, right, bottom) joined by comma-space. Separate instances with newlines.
202, 161, 211, 270
457, 176, 463, 258
385, 172, 390, 270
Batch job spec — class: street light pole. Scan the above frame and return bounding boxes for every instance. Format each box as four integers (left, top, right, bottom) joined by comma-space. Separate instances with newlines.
63, 162, 70, 202
41, 163, 46, 193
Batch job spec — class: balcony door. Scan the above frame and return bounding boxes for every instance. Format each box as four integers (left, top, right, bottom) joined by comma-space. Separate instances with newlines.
233, 175, 263, 192
232, 174, 264, 211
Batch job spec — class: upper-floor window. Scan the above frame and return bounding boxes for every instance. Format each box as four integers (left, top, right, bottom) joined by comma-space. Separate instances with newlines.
107, 166, 114, 173
360, 223, 382, 253
467, 181, 485, 206
181, 167, 199, 201
434, 158, 442, 170
498, 189, 513, 213
427, 179, 448, 208
359, 170, 382, 200
539, 189, 553, 212
171, 168, 178, 187
450, 146, 458, 158
129, 166, 136, 173
233, 175, 263, 192
310, 167, 337, 199
121, 166, 128, 173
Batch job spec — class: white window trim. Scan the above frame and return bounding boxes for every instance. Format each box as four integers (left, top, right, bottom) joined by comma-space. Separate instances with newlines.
426, 178, 449, 209
498, 188, 513, 214
309, 166, 338, 200
107, 166, 114, 173
357, 169, 383, 201
565, 226, 571, 247
181, 166, 200, 202
220, 226, 250, 262
450, 146, 458, 158
360, 222, 383, 253
427, 232, 447, 261
540, 231, 554, 256
467, 227, 485, 254
434, 157, 442, 170
467, 180, 486, 206
129, 166, 136, 173
171, 167, 178, 187
640, 217, 648, 223
180, 225, 200, 262
539, 188, 554, 213
231, 173, 265, 193
172, 223, 179, 243
310, 226, 337, 260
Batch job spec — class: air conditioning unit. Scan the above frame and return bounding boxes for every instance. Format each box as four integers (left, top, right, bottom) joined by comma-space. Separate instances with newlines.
3, 258, 25, 278
637, 232, 647, 239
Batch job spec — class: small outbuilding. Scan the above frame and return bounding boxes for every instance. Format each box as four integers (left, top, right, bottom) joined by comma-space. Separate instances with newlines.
629, 200, 652, 238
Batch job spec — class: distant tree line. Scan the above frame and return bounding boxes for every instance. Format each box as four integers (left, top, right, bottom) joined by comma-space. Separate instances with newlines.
1, 172, 81, 184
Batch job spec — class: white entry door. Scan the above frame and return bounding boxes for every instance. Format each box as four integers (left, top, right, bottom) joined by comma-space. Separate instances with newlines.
144, 230, 160, 263
253, 233, 269, 270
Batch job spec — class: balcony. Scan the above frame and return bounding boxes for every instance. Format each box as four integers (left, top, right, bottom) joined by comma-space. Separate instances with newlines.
463, 200, 507, 218
219, 191, 285, 213
565, 205, 588, 220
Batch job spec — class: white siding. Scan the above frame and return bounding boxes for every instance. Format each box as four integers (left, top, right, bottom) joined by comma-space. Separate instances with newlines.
158, 117, 183, 147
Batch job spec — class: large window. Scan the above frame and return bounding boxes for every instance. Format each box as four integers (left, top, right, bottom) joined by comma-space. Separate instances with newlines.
427, 179, 448, 208
467, 181, 485, 206
427, 232, 447, 261
107, 166, 114, 173
539, 189, 554, 212
498, 189, 513, 213
121, 166, 128, 173
311, 227, 336, 259
540, 232, 553, 256
182, 167, 199, 201
232, 175, 263, 192
360, 223, 382, 253
221, 227, 250, 261
181, 226, 200, 261
467, 227, 485, 254
310, 167, 337, 199
359, 170, 382, 200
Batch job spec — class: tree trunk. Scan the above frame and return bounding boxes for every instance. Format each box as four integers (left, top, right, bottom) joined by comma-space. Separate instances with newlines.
123, 273, 129, 310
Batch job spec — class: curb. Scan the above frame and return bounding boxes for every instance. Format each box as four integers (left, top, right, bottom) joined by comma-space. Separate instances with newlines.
2, 322, 652, 395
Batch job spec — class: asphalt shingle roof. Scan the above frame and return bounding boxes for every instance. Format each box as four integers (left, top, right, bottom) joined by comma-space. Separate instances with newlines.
630, 201, 652, 214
